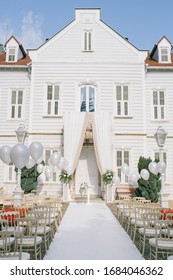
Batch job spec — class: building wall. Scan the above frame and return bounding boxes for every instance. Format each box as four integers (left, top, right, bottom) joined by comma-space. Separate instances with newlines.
0, 9, 172, 198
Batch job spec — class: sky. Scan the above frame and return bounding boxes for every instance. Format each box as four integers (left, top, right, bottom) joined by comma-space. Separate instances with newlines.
0, 0, 172, 51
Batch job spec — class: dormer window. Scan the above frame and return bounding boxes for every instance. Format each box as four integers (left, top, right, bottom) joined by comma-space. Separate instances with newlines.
5, 35, 26, 63
7, 47, 16, 62
150, 36, 172, 64
160, 48, 169, 62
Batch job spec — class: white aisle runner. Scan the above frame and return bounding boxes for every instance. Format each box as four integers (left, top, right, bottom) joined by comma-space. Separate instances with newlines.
44, 203, 143, 260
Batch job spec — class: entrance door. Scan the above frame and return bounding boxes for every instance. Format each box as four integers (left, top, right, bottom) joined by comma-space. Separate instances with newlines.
75, 146, 99, 195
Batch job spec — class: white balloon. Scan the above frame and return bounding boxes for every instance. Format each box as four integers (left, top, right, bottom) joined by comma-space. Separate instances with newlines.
0, 145, 11, 164
66, 166, 72, 175
157, 161, 166, 173
29, 142, 43, 161
129, 180, 138, 187
113, 175, 121, 185
36, 156, 43, 164
10, 144, 29, 169
121, 163, 130, 176
26, 157, 35, 169
37, 163, 44, 173
148, 162, 158, 175
53, 166, 58, 173
140, 169, 149, 180
44, 165, 53, 179
129, 171, 140, 184
59, 157, 67, 170
50, 152, 61, 167
48, 158, 53, 167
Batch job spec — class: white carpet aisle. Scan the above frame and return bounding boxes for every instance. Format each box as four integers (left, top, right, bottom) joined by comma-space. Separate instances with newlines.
44, 202, 144, 260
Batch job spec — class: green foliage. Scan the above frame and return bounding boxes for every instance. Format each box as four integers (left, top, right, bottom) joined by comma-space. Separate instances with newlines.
59, 169, 72, 184
134, 156, 161, 202
102, 170, 114, 186
15, 161, 45, 194
79, 182, 88, 196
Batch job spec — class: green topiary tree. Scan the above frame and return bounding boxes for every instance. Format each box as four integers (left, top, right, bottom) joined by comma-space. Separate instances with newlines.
15, 161, 45, 193
134, 156, 161, 202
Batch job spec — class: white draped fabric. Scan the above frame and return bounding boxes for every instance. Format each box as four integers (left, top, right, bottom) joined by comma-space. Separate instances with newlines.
91, 112, 113, 175
64, 111, 89, 174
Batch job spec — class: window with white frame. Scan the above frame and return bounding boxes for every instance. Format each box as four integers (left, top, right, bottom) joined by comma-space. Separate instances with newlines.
10, 89, 23, 119
83, 30, 93, 52
152, 90, 165, 120
46, 84, 60, 116
160, 48, 169, 63
115, 85, 129, 116
80, 85, 95, 112
116, 150, 130, 184
155, 151, 167, 181
44, 149, 58, 182
7, 47, 16, 62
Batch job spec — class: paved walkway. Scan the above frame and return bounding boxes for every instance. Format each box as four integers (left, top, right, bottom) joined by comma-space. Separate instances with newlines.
44, 202, 144, 260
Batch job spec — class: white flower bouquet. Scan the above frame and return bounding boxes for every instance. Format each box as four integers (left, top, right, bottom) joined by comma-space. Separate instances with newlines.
102, 170, 114, 186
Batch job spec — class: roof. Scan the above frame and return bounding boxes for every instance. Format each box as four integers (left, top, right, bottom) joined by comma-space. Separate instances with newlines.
145, 52, 173, 67
5, 35, 20, 46
150, 36, 172, 58
0, 53, 31, 66
0, 35, 31, 66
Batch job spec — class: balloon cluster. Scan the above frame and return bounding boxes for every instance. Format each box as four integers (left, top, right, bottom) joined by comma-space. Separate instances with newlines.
121, 163, 140, 187
121, 160, 166, 187
37, 152, 72, 180
0, 143, 72, 180
0, 142, 43, 170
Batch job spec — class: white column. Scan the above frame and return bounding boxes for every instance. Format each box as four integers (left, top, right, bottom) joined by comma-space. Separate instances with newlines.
106, 185, 113, 202
63, 184, 72, 202
159, 147, 167, 208
13, 169, 24, 206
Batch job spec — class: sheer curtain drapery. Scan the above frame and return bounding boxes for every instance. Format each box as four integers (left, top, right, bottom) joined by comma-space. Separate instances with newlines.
63, 111, 89, 174
91, 112, 113, 175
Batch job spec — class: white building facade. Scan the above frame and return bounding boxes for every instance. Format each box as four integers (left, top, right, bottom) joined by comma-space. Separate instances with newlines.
0, 9, 173, 204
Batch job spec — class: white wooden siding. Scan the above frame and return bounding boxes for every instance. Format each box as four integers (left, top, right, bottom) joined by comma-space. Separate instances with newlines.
1, 9, 173, 193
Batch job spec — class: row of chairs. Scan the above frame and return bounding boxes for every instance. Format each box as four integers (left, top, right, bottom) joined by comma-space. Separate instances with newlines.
112, 196, 173, 259
0, 201, 63, 260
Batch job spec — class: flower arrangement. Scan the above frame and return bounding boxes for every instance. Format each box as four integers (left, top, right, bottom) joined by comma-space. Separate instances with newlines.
59, 169, 72, 184
102, 170, 114, 186
0, 207, 28, 225
79, 182, 88, 196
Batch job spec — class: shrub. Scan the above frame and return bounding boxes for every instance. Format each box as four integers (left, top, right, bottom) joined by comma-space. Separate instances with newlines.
134, 156, 161, 202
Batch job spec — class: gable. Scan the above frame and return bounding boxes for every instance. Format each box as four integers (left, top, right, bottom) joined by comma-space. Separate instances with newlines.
150, 36, 172, 64
5, 36, 26, 63
29, 9, 147, 64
